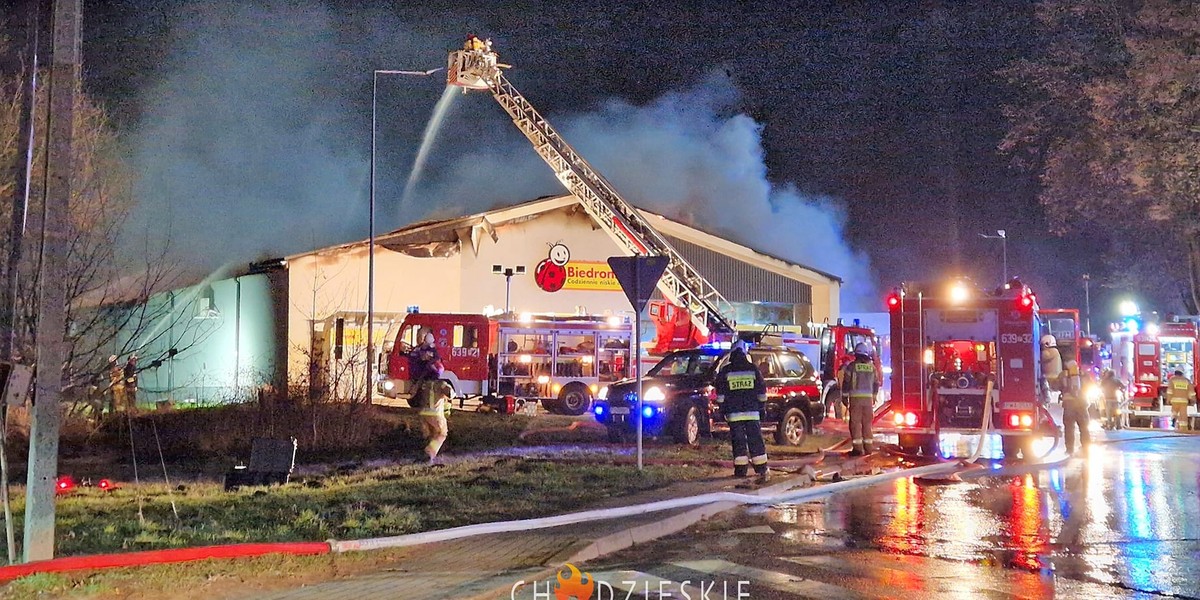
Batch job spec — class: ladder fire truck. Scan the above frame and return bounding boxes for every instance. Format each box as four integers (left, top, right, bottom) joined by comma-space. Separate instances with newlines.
883, 279, 1059, 460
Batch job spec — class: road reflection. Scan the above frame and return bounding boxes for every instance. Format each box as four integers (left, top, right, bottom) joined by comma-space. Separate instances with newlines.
766, 434, 1200, 597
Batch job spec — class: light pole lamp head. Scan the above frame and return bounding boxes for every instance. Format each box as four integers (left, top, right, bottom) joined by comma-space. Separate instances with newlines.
997, 229, 1006, 238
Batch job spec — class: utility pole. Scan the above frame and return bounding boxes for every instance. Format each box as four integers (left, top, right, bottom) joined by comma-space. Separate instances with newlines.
0, 0, 43, 566
25, 0, 81, 562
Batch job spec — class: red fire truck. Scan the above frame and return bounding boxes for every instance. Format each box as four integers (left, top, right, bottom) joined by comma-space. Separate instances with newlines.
1128, 319, 1199, 410
379, 312, 633, 415
884, 279, 1058, 460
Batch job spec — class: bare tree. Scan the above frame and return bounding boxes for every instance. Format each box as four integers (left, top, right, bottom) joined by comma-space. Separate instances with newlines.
1, 59, 196, 411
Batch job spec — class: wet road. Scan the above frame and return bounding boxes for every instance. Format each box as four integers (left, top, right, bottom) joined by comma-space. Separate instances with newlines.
587, 429, 1200, 599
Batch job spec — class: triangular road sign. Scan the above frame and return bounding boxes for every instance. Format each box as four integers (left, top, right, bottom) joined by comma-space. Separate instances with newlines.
607, 256, 669, 313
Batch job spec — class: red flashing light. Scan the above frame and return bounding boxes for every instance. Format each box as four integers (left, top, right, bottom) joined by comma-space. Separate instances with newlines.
886, 294, 901, 310
1020, 414, 1033, 428
1008, 414, 1020, 427
1018, 295, 1034, 309
904, 412, 917, 426
55, 475, 75, 494
97, 479, 113, 491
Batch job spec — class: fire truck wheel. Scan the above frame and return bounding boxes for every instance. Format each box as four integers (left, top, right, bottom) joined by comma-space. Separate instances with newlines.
555, 383, 593, 416
774, 408, 808, 446
672, 404, 702, 446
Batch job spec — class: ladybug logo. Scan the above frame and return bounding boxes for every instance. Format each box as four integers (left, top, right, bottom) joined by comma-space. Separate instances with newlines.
535, 243, 570, 293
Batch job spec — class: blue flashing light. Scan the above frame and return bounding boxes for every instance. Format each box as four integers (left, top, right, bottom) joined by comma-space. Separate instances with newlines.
593, 404, 606, 417
642, 405, 655, 419
1124, 318, 1140, 333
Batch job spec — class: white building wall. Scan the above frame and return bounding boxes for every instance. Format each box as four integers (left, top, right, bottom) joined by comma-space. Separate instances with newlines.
457, 208, 635, 318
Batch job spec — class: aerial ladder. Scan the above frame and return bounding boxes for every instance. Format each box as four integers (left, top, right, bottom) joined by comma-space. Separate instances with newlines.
446, 37, 736, 338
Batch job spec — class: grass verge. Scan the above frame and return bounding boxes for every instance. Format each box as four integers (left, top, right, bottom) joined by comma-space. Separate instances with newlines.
1, 458, 716, 599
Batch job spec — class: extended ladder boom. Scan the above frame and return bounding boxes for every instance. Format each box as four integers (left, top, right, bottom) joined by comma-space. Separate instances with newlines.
448, 41, 735, 336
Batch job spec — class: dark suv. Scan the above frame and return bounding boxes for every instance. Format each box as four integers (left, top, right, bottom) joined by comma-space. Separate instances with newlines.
593, 345, 824, 446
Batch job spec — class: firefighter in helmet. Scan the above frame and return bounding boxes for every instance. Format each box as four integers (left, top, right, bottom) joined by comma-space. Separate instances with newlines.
1167, 369, 1196, 431
1059, 359, 1089, 456
1036, 333, 1065, 403
839, 342, 878, 456
107, 355, 125, 413
1099, 368, 1127, 430
714, 340, 769, 483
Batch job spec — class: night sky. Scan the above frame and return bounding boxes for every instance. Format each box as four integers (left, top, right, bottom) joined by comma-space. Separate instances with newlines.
5, 0, 1117, 317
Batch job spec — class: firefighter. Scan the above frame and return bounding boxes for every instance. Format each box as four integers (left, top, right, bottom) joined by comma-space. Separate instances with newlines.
408, 332, 441, 405
418, 361, 453, 463
1167, 369, 1196, 432
107, 355, 124, 413
840, 343, 878, 456
1099, 369, 1126, 430
1060, 359, 1089, 456
714, 341, 769, 483
1041, 334, 1063, 401
122, 354, 139, 413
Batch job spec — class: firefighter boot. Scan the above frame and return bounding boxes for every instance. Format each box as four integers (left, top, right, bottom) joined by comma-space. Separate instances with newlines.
849, 442, 863, 457
733, 457, 749, 478
863, 442, 874, 455
754, 467, 771, 485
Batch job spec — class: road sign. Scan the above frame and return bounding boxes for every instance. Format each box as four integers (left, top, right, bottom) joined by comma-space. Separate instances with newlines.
606, 255, 668, 472
607, 256, 668, 314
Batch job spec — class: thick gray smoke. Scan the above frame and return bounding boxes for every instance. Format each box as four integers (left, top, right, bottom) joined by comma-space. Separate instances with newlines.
127, 1, 876, 310
415, 74, 878, 310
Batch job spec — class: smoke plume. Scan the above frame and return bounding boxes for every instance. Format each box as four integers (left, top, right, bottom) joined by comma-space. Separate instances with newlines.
127, 1, 877, 309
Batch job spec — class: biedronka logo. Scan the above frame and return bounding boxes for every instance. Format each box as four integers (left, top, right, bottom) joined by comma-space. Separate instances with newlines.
510, 562, 753, 599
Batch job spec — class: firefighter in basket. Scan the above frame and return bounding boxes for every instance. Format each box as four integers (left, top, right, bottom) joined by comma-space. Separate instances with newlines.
839, 342, 879, 456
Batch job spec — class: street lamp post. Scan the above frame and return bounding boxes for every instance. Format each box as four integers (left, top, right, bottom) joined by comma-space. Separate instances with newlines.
1083, 274, 1091, 336
492, 265, 526, 315
980, 229, 1008, 283
369, 67, 443, 402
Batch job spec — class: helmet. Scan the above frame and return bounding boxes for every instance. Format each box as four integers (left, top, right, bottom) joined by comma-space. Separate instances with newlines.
108, 355, 118, 362
1041, 334, 1057, 348
423, 332, 436, 346
853, 342, 872, 357
731, 339, 748, 354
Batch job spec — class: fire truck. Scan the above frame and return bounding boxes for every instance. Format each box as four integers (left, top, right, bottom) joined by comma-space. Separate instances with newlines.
380, 312, 633, 415
1128, 318, 1199, 410
884, 279, 1058, 460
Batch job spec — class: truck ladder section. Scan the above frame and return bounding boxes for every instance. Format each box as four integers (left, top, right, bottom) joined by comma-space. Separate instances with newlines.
449, 46, 736, 336
896, 301, 924, 410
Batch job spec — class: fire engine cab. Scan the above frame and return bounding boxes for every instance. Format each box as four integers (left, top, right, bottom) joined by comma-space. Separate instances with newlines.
380, 312, 632, 415
884, 279, 1059, 460
1128, 318, 1199, 410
